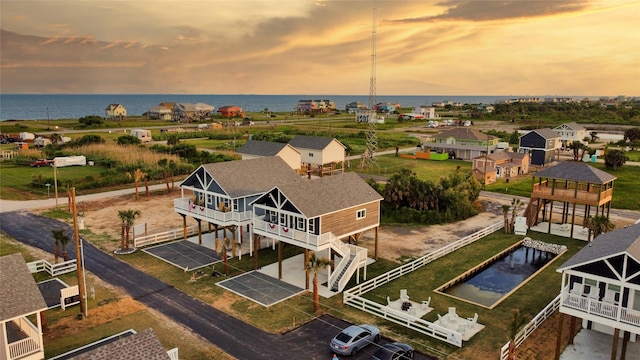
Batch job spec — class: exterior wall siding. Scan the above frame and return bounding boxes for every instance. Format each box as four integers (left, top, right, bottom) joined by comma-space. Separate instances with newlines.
320, 201, 380, 238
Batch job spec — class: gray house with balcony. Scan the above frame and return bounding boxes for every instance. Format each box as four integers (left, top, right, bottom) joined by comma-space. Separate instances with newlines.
518, 128, 561, 166
555, 224, 640, 359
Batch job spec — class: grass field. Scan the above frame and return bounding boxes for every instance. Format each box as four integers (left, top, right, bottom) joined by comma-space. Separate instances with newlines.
352, 155, 472, 182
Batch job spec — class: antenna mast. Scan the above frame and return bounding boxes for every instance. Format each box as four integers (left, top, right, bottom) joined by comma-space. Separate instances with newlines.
361, 3, 378, 169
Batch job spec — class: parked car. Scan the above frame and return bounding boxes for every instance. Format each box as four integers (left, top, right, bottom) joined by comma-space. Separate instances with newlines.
370, 342, 414, 360
330, 324, 380, 356
29, 159, 53, 167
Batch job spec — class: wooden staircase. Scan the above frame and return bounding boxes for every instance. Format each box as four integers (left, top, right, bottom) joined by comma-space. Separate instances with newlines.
524, 197, 539, 228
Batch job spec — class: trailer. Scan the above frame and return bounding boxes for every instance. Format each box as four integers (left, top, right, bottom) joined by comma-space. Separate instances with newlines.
131, 129, 152, 143
52, 156, 87, 167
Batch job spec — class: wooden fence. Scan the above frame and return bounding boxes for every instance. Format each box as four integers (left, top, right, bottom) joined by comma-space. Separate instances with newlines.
27, 259, 76, 276
134, 225, 201, 248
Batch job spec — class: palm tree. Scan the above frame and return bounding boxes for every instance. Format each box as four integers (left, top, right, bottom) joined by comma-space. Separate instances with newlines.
126, 168, 148, 201
168, 160, 177, 190
584, 215, 615, 242
118, 209, 141, 250
509, 198, 523, 233
220, 237, 231, 275
51, 229, 65, 263
502, 204, 511, 234
507, 309, 531, 360
157, 159, 170, 193
307, 253, 332, 312
58, 231, 72, 261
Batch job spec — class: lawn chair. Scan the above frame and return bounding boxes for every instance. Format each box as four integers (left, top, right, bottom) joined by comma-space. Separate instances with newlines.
421, 297, 431, 310
387, 296, 392, 306
467, 313, 478, 328
570, 283, 583, 296
437, 313, 446, 325
448, 307, 458, 319
400, 289, 410, 301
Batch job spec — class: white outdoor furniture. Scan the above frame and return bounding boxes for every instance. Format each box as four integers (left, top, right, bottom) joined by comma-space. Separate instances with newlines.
448, 307, 458, 319
570, 283, 583, 296
467, 313, 478, 328
387, 296, 392, 306
400, 289, 409, 301
421, 297, 431, 310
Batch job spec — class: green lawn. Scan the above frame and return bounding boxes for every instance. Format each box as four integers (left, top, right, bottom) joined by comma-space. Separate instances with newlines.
352, 155, 472, 182
0, 162, 108, 200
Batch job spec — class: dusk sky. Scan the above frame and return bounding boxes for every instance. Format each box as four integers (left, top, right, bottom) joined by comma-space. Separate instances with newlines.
1, 0, 638, 96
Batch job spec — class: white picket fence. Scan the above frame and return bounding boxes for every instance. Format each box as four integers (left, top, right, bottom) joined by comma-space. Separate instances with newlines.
27, 259, 76, 276
343, 221, 503, 347
499, 295, 561, 360
133, 225, 201, 248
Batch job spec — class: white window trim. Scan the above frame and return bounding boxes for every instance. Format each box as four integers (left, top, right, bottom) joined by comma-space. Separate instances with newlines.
356, 209, 366, 220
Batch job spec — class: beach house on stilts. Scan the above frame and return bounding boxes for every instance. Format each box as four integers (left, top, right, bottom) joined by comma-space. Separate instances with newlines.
251, 172, 383, 292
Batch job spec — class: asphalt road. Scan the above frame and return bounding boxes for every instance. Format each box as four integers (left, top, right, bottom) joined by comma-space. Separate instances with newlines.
0, 211, 436, 360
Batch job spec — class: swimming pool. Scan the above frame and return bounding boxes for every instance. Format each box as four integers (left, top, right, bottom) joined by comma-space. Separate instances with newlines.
436, 240, 565, 308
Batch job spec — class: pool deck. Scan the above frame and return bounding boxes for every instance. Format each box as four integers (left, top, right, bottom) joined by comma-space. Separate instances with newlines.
529, 222, 590, 241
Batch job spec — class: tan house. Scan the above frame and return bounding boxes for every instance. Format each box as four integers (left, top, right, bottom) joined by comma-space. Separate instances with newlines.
472, 151, 529, 185
288, 135, 346, 177
236, 140, 301, 171
423, 128, 499, 160
555, 224, 640, 360
105, 104, 127, 119
251, 172, 383, 292
1, 253, 47, 360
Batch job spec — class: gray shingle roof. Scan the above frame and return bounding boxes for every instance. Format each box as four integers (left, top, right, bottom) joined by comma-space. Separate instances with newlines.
533, 161, 616, 184
288, 135, 344, 150
236, 140, 292, 156
273, 172, 383, 217
0, 253, 47, 321
199, 157, 300, 197
558, 223, 640, 270
69, 328, 170, 360
432, 128, 496, 141
528, 128, 561, 139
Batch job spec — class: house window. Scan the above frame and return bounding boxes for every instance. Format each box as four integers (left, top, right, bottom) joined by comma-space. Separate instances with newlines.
268, 211, 277, 223
584, 278, 597, 296
280, 213, 287, 227
309, 153, 314, 157
206, 194, 213, 205
296, 217, 305, 230
233, 199, 239, 211
356, 209, 366, 220
308, 219, 315, 234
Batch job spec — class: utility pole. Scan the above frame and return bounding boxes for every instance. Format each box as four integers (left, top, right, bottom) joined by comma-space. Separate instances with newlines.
53, 163, 58, 208
71, 188, 88, 318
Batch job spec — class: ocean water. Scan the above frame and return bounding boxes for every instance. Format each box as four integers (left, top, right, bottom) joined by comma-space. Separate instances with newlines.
0, 94, 512, 121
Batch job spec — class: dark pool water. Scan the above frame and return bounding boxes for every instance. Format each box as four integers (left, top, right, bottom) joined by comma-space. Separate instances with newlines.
445, 246, 554, 307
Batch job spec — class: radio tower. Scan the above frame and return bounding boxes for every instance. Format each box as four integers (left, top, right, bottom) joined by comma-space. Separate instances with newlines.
360, 4, 378, 169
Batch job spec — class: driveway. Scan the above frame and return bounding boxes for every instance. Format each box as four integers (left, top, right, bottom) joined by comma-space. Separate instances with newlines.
0, 211, 435, 360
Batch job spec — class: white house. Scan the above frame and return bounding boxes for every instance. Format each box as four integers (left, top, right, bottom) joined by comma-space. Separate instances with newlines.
413, 106, 437, 119
236, 140, 301, 171
553, 122, 588, 148
288, 136, 346, 177
105, 104, 127, 119
556, 224, 640, 358
1, 253, 47, 360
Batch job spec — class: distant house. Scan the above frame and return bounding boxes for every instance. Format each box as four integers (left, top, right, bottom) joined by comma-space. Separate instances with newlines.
236, 140, 301, 170
518, 128, 561, 166
288, 135, 346, 176
105, 104, 127, 119
345, 102, 366, 113
413, 106, 437, 119
553, 122, 588, 148
172, 103, 214, 122
218, 106, 245, 118
556, 224, 640, 358
1, 253, 47, 360
472, 151, 529, 185
148, 105, 172, 120
194, 103, 215, 117
375, 102, 400, 113
423, 128, 499, 160
296, 100, 336, 114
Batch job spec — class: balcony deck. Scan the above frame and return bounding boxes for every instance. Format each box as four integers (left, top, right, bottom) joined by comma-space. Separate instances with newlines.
560, 287, 640, 332
5, 318, 43, 360
174, 198, 251, 224
253, 218, 330, 251
532, 184, 613, 206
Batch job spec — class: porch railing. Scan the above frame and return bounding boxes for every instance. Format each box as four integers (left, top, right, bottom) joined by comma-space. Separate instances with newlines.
27, 259, 76, 276
561, 286, 640, 326
8, 317, 42, 360
174, 198, 251, 223
253, 217, 331, 250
